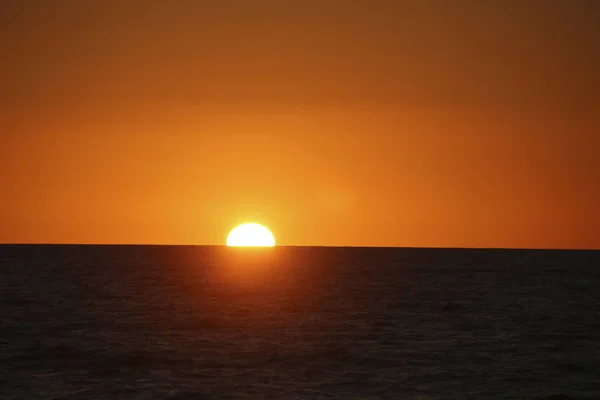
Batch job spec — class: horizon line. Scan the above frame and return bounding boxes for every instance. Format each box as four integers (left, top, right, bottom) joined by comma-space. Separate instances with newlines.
0, 243, 598, 251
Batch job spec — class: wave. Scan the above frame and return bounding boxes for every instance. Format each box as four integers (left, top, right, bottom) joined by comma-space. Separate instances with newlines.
534, 395, 600, 400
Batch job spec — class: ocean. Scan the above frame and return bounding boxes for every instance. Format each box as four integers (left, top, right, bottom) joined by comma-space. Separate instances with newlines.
1, 245, 599, 400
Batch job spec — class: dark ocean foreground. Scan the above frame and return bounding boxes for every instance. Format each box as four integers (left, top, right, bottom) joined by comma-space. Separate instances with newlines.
1, 245, 599, 400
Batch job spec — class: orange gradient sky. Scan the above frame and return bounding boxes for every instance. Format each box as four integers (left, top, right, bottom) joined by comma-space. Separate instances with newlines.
1, 1, 599, 248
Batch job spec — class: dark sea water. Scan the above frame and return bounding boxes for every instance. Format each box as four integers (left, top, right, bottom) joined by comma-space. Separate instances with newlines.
1, 245, 599, 400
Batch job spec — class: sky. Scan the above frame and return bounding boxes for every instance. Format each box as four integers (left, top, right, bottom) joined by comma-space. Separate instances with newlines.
1, 0, 599, 248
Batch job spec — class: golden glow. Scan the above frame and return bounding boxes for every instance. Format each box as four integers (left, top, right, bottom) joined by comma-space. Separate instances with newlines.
226, 223, 275, 247
1, 3, 599, 250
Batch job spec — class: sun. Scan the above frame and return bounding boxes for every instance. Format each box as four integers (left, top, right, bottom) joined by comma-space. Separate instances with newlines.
226, 223, 276, 247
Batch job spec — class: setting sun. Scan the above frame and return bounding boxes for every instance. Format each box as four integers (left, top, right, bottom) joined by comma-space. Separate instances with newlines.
226, 223, 276, 247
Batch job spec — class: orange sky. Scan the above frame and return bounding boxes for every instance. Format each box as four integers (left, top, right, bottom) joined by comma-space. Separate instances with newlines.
1, 1, 599, 248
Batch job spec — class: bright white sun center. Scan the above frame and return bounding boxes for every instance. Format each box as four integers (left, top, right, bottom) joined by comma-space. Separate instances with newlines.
226, 223, 275, 247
